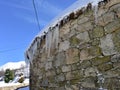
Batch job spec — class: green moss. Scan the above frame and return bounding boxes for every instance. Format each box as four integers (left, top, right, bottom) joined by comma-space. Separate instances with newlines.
70, 79, 80, 84
79, 60, 91, 69
69, 36, 80, 46
91, 56, 110, 66
91, 26, 104, 39
84, 10, 94, 17
72, 70, 84, 80
59, 81, 66, 87
48, 76, 55, 83
98, 63, 113, 72
91, 39, 100, 46
88, 46, 101, 57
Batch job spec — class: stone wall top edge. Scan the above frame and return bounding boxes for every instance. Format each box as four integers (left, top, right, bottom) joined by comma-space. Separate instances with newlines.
26, 0, 116, 56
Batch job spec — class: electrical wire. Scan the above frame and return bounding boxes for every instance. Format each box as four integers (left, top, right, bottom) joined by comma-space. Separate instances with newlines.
0, 46, 26, 53
32, 0, 41, 31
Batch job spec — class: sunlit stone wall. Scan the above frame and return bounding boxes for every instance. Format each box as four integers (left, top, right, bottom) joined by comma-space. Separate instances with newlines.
26, 0, 120, 90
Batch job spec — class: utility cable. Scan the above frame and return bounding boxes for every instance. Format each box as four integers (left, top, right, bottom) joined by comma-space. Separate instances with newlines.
32, 0, 41, 31
0, 46, 26, 53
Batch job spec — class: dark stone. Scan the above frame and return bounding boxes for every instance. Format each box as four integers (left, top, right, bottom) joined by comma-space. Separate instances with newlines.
79, 60, 91, 69
104, 77, 120, 90
69, 12, 75, 19
86, 3, 92, 12
98, 63, 113, 72
91, 56, 110, 66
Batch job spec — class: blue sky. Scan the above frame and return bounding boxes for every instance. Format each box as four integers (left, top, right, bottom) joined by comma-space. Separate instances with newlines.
0, 0, 97, 66
0, 0, 79, 66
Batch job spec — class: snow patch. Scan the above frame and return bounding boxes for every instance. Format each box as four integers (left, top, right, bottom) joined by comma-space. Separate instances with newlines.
0, 78, 29, 87
36, 0, 101, 38
0, 61, 26, 71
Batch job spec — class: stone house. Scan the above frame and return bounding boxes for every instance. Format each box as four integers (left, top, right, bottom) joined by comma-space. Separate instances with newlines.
25, 0, 120, 90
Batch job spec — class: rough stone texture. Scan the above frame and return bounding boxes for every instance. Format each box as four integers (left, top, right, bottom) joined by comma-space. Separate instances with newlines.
84, 67, 97, 77
100, 34, 117, 56
104, 78, 120, 90
53, 52, 66, 67
104, 20, 120, 34
97, 16, 104, 26
81, 77, 96, 88
80, 46, 101, 61
62, 65, 71, 72
78, 16, 89, 24
91, 56, 110, 66
69, 35, 80, 46
71, 63, 79, 70
60, 22, 70, 40
76, 31, 90, 44
117, 7, 120, 18
77, 21, 93, 32
79, 60, 91, 69
66, 70, 83, 80
55, 73, 65, 82
98, 63, 113, 72
109, 3, 120, 18
66, 48, 79, 64
46, 70, 56, 77
27, 1, 120, 90
59, 40, 70, 52
90, 26, 104, 39
102, 12, 115, 25
70, 20, 78, 35
45, 61, 52, 70
112, 29, 120, 52
111, 54, 120, 62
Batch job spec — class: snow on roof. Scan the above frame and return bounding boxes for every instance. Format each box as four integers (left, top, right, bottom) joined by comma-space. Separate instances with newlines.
37, 0, 101, 37
26, 0, 102, 53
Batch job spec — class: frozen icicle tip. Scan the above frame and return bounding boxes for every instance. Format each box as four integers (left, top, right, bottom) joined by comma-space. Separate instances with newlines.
91, 0, 102, 6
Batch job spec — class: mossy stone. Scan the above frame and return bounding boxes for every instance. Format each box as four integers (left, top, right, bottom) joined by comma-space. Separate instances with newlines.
91, 56, 110, 66
98, 63, 113, 72
69, 36, 80, 46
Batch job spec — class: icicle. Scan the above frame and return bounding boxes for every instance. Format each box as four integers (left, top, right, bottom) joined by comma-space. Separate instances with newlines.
94, 5, 98, 24
25, 51, 30, 65
52, 25, 59, 49
45, 28, 53, 57
91, 0, 101, 24
38, 37, 41, 49
33, 41, 37, 55
63, 16, 69, 24
26, 38, 40, 65
45, 24, 60, 57
27, 50, 33, 65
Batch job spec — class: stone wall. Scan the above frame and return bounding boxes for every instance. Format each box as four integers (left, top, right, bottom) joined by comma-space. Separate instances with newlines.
27, 0, 120, 90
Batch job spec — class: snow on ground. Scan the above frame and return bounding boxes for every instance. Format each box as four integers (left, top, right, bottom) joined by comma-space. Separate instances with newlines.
0, 79, 29, 87
0, 81, 20, 87
23, 78, 29, 84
